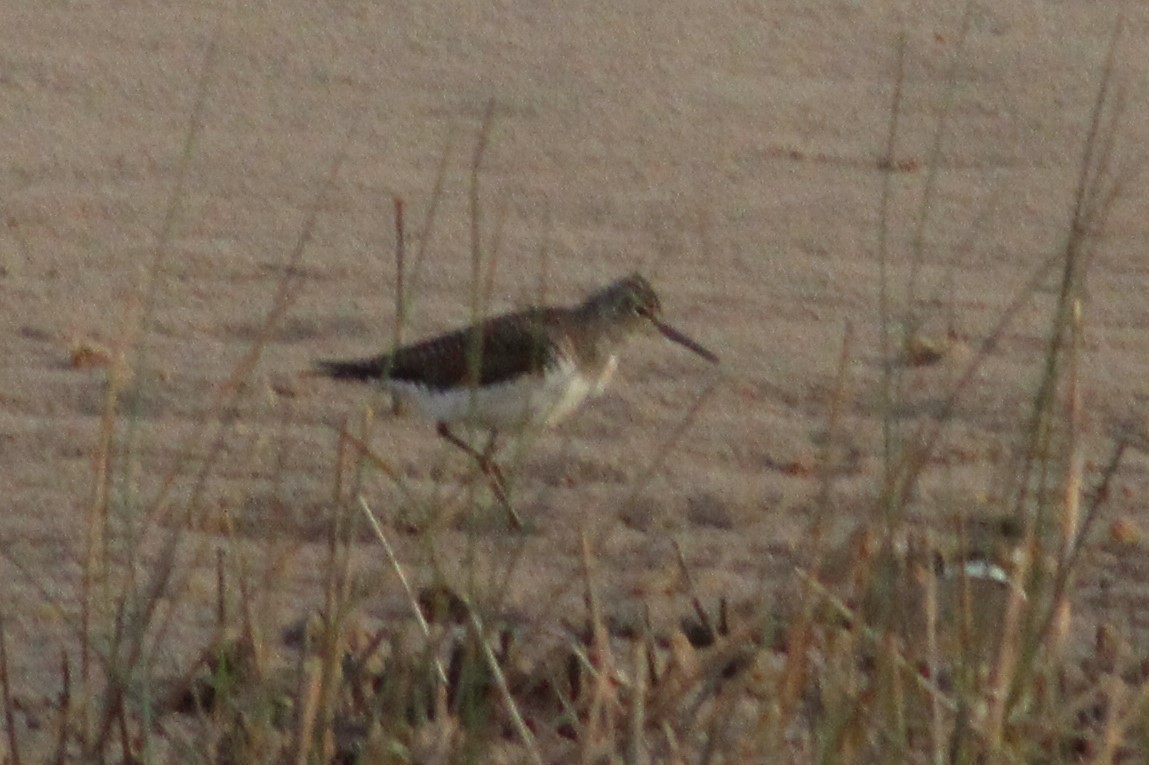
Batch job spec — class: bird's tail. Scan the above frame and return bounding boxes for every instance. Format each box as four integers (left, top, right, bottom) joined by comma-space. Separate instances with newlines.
312, 356, 387, 381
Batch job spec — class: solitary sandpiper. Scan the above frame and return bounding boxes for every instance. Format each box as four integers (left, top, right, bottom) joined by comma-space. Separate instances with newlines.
314, 273, 718, 528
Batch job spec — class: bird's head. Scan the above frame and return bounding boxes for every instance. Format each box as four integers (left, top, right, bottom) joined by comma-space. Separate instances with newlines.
581, 273, 718, 363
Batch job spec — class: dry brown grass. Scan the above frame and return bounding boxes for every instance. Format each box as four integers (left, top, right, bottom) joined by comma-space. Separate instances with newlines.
4, 12, 1149, 765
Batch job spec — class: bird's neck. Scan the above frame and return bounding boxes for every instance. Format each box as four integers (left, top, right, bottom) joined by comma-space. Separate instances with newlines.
559, 312, 630, 376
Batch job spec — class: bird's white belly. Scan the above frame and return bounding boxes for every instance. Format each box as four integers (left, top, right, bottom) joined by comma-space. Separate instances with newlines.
386, 357, 613, 431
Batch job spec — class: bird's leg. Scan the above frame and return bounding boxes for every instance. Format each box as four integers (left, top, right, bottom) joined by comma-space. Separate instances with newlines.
472, 431, 524, 529
479, 429, 500, 463
436, 423, 523, 530
477, 431, 523, 527
436, 422, 494, 468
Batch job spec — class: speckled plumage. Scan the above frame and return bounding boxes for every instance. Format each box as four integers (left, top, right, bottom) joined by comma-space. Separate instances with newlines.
314, 273, 717, 527
316, 274, 714, 428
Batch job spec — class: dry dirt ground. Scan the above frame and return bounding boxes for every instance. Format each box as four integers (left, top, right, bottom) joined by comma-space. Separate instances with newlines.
4, 0, 1149, 729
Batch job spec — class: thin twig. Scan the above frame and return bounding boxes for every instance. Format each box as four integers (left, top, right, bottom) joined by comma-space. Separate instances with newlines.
51, 650, 69, 765
357, 496, 448, 685
465, 606, 543, 765
391, 197, 407, 415
876, 33, 906, 472
906, 0, 975, 315
672, 539, 714, 639
0, 615, 22, 765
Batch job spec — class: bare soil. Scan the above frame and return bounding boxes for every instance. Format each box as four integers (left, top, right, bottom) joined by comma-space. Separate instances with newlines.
3, 0, 1149, 726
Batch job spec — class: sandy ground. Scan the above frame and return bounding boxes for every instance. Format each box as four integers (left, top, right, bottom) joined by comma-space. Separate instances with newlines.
4, 0, 1149, 730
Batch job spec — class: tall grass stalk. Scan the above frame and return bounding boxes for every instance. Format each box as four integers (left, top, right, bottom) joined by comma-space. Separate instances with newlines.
9, 8, 1145, 763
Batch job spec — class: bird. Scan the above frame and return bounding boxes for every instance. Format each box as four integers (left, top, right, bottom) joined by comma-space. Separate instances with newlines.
313, 273, 718, 528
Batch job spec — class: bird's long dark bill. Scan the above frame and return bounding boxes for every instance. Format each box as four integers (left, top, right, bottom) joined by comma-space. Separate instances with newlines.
652, 318, 719, 363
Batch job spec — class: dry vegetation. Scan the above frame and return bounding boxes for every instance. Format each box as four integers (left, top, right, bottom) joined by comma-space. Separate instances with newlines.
5, 9, 1149, 765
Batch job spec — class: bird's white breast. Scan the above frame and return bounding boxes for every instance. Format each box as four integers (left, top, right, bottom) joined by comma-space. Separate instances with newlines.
384, 355, 615, 432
